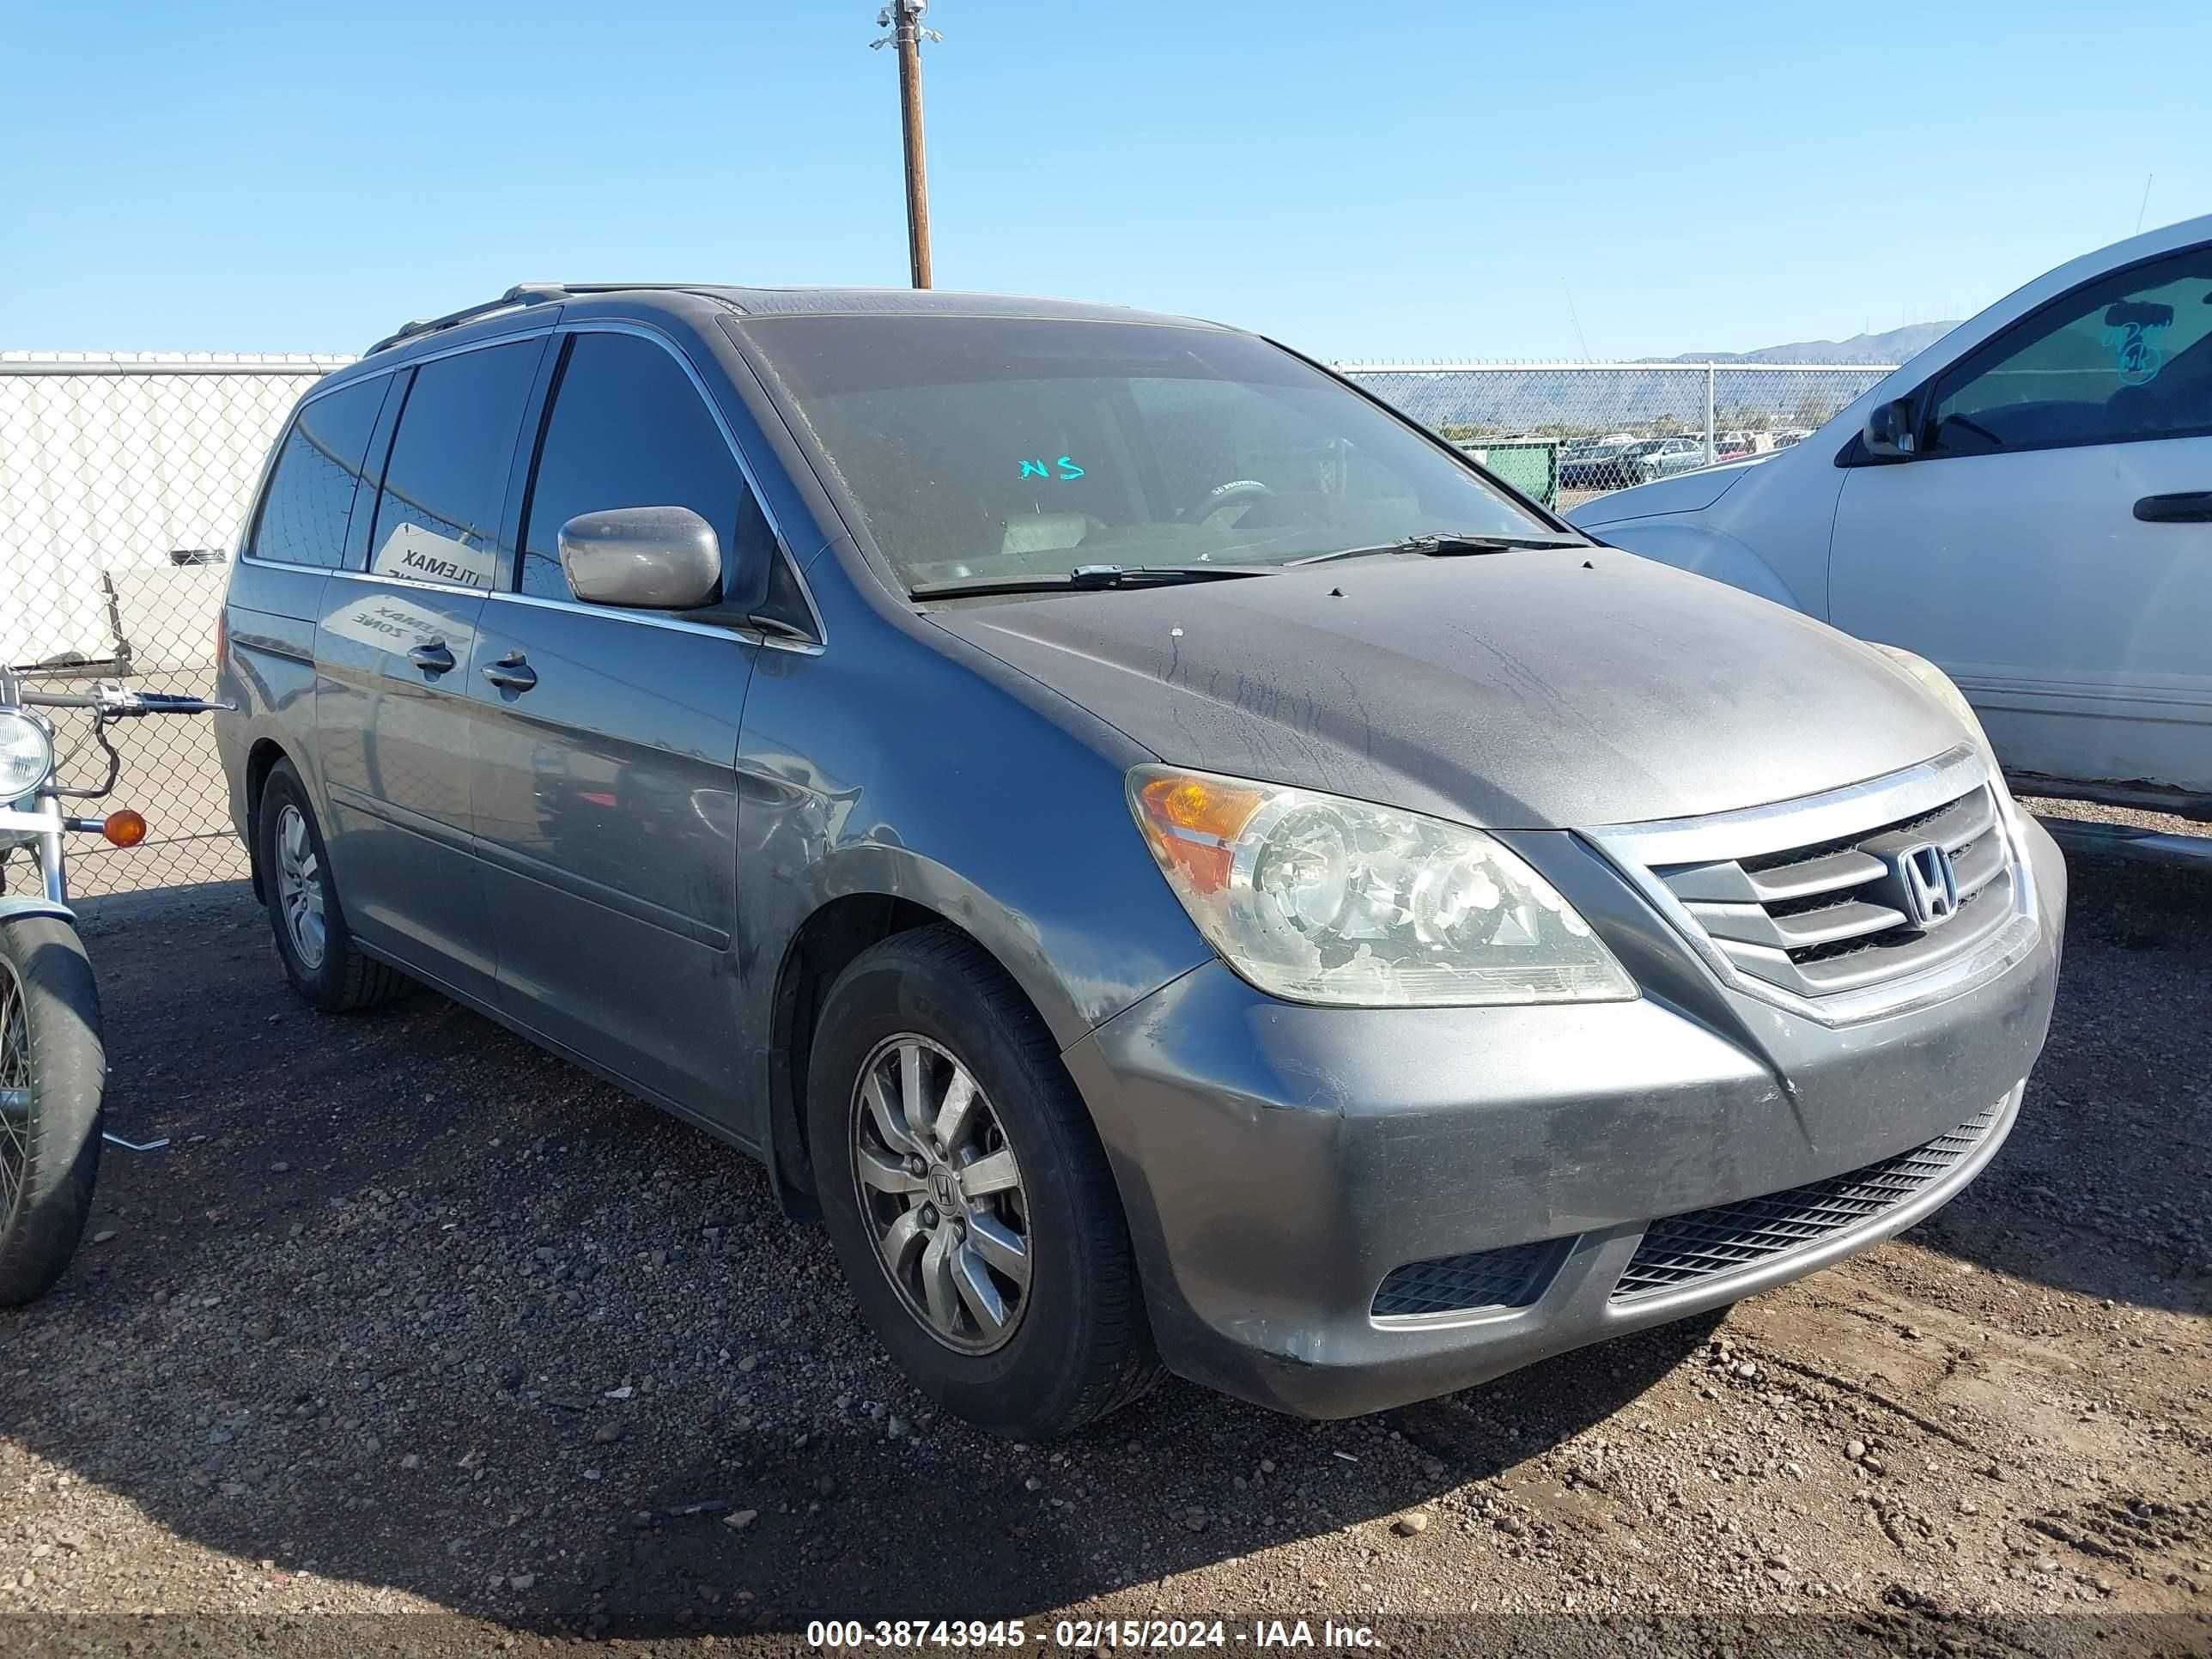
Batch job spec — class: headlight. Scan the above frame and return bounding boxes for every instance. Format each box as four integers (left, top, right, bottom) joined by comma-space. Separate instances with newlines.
1128, 767, 1636, 1007
1871, 646, 2017, 810
0, 711, 55, 801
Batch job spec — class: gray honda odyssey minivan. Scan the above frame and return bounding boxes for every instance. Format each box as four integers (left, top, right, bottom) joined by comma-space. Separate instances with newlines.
215, 283, 2065, 1437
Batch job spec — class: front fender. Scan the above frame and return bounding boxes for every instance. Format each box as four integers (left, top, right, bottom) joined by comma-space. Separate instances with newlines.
0, 895, 76, 925
1586, 520, 1809, 614
728, 600, 1217, 1197
798, 842, 1142, 1052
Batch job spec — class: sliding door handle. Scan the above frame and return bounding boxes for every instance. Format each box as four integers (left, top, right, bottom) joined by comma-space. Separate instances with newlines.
483, 651, 538, 692
2133, 491, 2212, 524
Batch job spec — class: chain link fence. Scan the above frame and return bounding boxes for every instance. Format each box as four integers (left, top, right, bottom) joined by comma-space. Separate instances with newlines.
2, 353, 351, 896
1, 350, 1892, 898
1336, 362, 1893, 509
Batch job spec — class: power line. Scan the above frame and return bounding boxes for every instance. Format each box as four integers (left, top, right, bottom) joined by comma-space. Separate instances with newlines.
1560, 278, 1591, 362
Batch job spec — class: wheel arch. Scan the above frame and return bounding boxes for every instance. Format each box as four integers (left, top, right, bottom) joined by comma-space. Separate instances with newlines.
240, 737, 295, 903
765, 890, 991, 1219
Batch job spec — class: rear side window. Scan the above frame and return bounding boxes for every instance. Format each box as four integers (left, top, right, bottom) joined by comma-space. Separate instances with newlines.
250, 377, 389, 568
518, 331, 771, 602
368, 341, 541, 590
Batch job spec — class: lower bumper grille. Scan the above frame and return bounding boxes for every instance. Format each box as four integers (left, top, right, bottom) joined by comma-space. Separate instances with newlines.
1609, 1103, 2002, 1304
1372, 1237, 1566, 1321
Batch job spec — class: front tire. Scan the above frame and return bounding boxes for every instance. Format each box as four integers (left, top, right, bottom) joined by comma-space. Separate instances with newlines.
0, 915, 105, 1307
257, 762, 408, 1013
808, 926, 1162, 1437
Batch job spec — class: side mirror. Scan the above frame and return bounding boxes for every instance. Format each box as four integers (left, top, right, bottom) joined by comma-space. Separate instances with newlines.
1863, 398, 1917, 459
559, 507, 721, 609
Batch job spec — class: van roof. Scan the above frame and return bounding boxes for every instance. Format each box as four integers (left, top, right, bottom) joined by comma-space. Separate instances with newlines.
362, 283, 1219, 358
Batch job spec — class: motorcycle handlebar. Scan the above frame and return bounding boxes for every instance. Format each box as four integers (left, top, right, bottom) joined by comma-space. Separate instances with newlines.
15, 690, 233, 716
16, 689, 103, 709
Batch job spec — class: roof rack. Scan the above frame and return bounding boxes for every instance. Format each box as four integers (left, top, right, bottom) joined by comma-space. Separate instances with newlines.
363, 283, 570, 357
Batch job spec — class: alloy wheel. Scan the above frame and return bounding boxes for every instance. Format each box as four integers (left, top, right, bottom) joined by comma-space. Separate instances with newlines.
274, 803, 326, 969
849, 1033, 1031, 1354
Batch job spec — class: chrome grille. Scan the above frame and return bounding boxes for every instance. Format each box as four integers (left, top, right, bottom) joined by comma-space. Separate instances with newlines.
1652, 783, 2015, 998
1610, 1104, 2001, 1303
1371, 1238, 1567, 1321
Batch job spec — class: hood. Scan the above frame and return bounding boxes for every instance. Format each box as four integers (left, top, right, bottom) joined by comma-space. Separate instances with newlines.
930, 551, 1962, 830
1567, 455, 1768, 526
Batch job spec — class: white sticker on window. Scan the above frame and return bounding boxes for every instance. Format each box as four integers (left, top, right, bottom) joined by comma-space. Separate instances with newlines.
371, 520, 495, 589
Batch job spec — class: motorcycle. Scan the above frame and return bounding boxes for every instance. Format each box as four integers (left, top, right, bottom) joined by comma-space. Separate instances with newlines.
0, 670, 229, 1304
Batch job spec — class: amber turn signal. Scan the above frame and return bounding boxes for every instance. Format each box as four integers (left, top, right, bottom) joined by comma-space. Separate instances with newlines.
102, 809, 149, 848
1130, 772, 1267, 896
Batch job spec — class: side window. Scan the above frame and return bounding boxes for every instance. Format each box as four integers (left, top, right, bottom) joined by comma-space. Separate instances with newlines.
368, 340, 541, 590
519, 332, 773, 603
1927, 245, 2212, 457
250, 377, 389, 568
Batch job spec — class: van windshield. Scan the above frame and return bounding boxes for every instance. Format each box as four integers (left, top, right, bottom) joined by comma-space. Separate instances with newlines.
738, 315, 1562, 589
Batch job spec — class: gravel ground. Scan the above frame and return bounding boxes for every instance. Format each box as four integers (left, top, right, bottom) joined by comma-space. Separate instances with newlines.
2, 826, 2207, 1657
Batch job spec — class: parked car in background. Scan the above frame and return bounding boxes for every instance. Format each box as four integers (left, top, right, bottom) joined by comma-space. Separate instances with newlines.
1557, 440, 1644, 491
1558, 435, 1705, 491
1631, 434, 1712, 478
215, 283, 2063, 1437
1571, 214, 2212, 822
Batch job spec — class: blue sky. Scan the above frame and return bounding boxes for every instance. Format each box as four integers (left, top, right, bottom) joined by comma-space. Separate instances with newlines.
6, 1, 2207, 360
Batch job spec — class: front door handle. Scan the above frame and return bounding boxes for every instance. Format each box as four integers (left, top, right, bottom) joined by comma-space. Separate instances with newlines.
406, 640, 455, 674
483, 651, 538, 692
2134, 491, 2212, 523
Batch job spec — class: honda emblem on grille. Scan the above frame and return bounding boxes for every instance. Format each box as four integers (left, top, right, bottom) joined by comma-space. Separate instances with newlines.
1893, 841, 1959, 929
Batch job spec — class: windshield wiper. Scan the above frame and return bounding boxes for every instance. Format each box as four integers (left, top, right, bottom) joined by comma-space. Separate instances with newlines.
1293, 532, 1586, 566
910, 563, 1273, 600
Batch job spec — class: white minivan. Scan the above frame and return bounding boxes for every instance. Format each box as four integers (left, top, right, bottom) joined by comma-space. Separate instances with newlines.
1570, 215, 2212, 823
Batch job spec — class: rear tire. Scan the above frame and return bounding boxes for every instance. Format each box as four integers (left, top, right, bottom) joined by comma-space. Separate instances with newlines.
0, 915, 105, 1307
808, 925, 1162, 1438
257, 762, 408, 1013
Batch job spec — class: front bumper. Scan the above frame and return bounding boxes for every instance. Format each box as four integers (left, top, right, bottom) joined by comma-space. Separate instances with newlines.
1062, 813, 2065, 1419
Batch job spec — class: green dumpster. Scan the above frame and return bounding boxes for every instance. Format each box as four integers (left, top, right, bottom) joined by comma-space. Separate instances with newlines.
1455, 439, 1559, 510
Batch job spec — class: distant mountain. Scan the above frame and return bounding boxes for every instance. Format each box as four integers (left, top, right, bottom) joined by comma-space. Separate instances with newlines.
1343, 320, 1963, 438
1654, 320, 1960, 367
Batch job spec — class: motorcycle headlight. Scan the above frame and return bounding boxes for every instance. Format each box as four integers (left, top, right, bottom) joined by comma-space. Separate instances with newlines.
1871, 646, 2017, 811
0, 711, 55, 801
1128, 767, 1636, 1008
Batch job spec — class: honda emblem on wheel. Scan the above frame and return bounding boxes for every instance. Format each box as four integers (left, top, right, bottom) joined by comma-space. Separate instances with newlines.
1894, 842, 1960, 929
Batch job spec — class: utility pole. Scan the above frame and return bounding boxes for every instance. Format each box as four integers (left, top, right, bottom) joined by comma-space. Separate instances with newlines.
872, 2, 942, 289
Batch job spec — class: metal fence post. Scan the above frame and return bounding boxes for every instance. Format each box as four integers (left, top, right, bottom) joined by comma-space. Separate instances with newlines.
1704, 363, 1717, 465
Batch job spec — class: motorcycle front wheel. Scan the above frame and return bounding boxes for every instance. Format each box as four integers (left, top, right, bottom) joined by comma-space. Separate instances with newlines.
0, 915, 105, 1306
